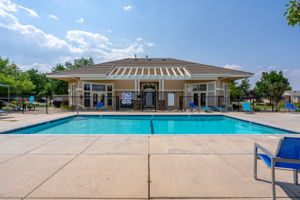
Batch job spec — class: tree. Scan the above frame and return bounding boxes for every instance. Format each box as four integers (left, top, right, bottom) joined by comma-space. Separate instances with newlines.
49, 57, 94, 95
284, 0, 300, 27
0, 57, 35, 95
26, 69, 48, 95
254, 71, 291, 108
229, 79, 251, 100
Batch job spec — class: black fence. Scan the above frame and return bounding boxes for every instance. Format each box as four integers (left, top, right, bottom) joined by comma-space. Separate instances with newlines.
0, 93, 297, 114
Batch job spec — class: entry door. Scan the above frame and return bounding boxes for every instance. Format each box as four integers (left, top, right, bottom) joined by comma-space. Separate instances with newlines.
193, 93, 199, 106
92, 94, 98, 107
145, 92, 154, 107
200, 93, 206, 106
92, 92, 105, 107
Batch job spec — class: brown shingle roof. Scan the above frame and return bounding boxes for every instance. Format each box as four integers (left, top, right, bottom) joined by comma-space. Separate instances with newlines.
47, 58, 253, 76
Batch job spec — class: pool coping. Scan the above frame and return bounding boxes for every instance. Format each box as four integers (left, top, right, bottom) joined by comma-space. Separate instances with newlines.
0, 113, 299, 135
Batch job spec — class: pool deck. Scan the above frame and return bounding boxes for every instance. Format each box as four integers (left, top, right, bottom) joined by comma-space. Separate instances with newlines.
0, 112, 300, 199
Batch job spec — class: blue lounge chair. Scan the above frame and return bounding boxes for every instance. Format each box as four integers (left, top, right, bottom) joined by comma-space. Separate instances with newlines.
286, 103, 299, 112
242, 102, 253, 113
0, 109, 7, 115
10, 105, 21, 111
212, 106, 226, 112
254, 137, 300, 200
201, 106, 212, 112
188, 102, 200, 112
97, 102, 104, 109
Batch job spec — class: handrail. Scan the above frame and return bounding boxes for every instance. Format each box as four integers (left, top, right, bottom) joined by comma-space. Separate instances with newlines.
77, 103, 87, 111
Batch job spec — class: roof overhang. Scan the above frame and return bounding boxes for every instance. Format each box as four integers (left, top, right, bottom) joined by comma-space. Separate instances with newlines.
46, 72, 252, 81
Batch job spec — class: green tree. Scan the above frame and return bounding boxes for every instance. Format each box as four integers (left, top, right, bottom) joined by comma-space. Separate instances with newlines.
26, 69, 49, 95
254, 71, 291, 108
49, 57, 94, 95
64, 57, 94, 70
284, 0, 300, 27
229, 79, 251, 100
0, 57, 35, 95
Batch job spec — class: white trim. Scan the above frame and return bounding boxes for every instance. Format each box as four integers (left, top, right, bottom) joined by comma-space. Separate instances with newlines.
165, 68, 170, 76
177, 67, 184, 76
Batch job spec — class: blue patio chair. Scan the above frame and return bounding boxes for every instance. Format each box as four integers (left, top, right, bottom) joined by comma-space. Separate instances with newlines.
254, 137, 300, 200
188, 102, 199, 112
0, 109, 7, 115
286, 103, 299, 112
201, 106, 212, 112
97, 102, 103, 109
10, 105, 21, 111
242, 102, 253, 113
212, 106, 226, 112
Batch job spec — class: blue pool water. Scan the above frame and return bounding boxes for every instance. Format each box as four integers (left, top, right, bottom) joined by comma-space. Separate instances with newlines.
2, 115, 296, 134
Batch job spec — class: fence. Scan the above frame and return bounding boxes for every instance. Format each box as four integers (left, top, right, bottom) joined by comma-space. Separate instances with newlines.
0, 93, 297, 114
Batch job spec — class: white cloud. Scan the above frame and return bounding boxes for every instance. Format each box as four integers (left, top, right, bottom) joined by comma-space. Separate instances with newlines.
144, 42, 154, 47
0, 8, 68, 49
100, 42, 145, 61
0, 0, 18, 12
267, 66, 277, 70
76, 18, 84, 24
66, 30, 111, 52
18, 5, 38, 18
0, 0, 155, 70
123, 5, 132, 11
19, 63, 52, 73
223, 64, 243, 70
106, 29, 112, 33
48, 14, 58, 20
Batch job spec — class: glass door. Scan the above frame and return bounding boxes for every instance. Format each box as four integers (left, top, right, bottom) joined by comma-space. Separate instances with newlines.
200, 93, 206, 106
91, 92, 106, 107
193, 93, 199, 106
92, 93, 98, 107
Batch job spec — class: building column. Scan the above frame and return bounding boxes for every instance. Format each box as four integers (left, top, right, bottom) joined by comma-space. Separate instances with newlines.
134, 79, 137, 98
161, 79, 164, 100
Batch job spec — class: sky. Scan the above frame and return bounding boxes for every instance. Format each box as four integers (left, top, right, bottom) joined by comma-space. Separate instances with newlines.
0, 0, 299, 89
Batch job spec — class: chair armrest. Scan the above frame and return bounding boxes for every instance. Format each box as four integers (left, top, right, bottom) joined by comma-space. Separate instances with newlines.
254, 143, 275, 158
273, 157, 300, 164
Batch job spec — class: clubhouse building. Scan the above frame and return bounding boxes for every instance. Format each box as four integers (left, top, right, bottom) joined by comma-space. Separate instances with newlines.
47, 58, 253, 110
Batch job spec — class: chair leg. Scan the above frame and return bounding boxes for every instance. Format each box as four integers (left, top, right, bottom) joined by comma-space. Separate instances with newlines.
294, 169, 298, 185
271, 163, 276, 200
254, 145, 257, 180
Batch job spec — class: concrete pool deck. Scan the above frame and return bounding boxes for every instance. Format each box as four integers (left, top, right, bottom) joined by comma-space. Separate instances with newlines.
0, 112, 300, 199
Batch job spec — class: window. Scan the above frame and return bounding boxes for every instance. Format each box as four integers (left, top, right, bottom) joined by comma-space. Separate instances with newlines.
107, 85, 112, 91
199, 84, 206, 91
208, 83, 215, 91
84, 92, 90, 107
193, 84, 206, 91
84, 83, 90, 91
92, 84, 105, 91
207, 92, 215, 106
107, 93, 112, 106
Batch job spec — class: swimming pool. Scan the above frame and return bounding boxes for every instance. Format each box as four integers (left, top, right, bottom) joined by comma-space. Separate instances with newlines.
2, 115, 296, 134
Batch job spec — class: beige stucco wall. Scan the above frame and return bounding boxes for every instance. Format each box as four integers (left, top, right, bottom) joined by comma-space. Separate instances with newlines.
66, 78, 234, 108
114, 80, 135, 90
163, 80, 185, 90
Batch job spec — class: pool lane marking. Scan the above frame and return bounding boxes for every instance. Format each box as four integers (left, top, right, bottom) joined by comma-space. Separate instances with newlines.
150, 120, 154, 134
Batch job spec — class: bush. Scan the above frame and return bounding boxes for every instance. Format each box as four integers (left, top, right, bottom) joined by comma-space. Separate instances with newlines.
53, 100, 68, 108
60, 104, 71, 110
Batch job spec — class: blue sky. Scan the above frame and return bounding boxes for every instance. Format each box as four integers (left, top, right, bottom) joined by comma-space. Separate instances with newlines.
0, 0, 299, 89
